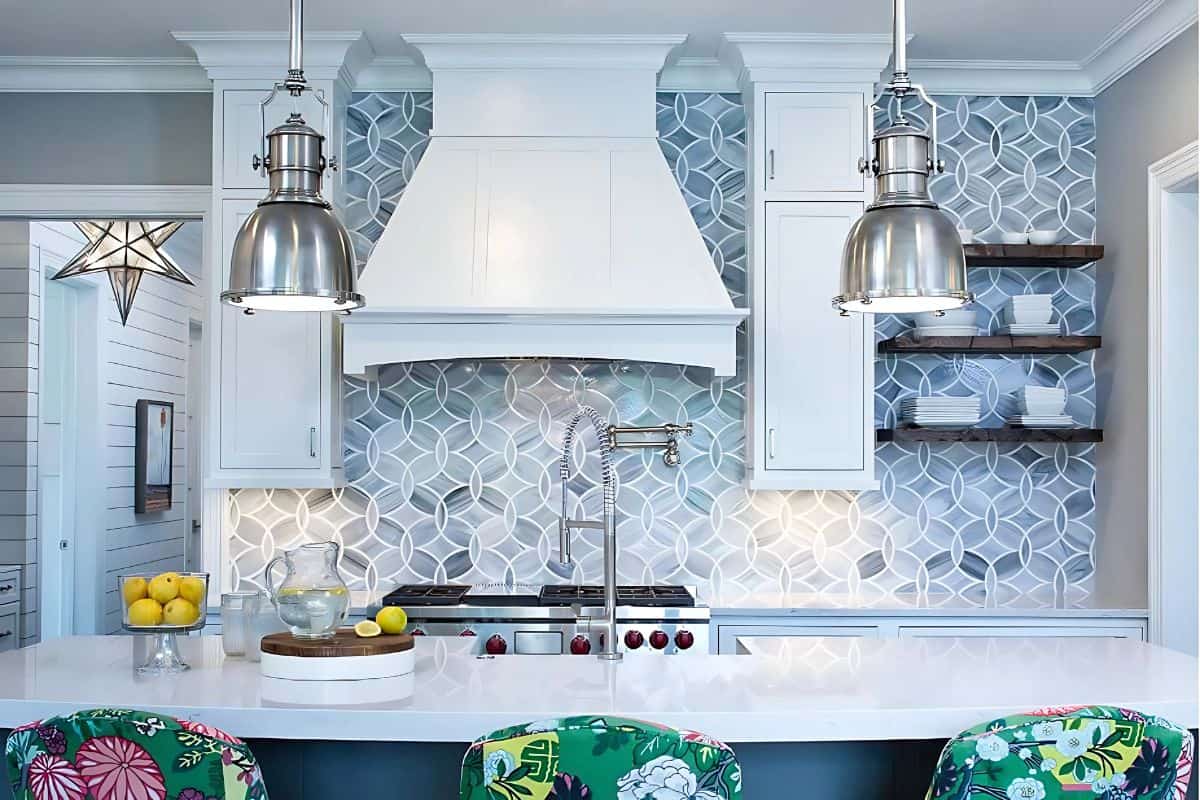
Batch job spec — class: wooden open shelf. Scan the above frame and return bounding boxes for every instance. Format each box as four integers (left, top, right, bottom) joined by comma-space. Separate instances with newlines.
964, 243, 1104, 269
879, 335, 1101, 355
878, 427, 1104, 443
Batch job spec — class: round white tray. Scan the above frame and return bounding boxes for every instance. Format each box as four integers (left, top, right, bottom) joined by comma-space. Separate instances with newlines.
259, 673, 415, 705
259, 647, 414, 681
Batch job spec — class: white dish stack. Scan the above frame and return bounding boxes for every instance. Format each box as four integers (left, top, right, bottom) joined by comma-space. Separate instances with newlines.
1005, 386, 1075, 428
911, 309, 979, 339
997, 294, 1059, 335
900, 396, 982, 428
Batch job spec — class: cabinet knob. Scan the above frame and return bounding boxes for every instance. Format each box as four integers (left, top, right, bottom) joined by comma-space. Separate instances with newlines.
308, 427, 317, 458
768, 427, 777, 459
768, 149, 776, 180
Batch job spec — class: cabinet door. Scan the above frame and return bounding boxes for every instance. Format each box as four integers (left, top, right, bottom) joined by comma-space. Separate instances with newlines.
897, 625, 1145, 640
219, 199, 324, 469
222, 89, 323, 190
763, 202, 868, 472
717, 625, 880, 654
764, 93, 864, 193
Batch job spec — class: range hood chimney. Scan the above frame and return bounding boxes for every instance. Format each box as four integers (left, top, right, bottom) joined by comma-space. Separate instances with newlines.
342, 35, 748, 377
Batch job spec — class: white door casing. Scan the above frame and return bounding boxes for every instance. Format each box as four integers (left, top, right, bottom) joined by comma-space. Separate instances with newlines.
1147, 140, 1200, 655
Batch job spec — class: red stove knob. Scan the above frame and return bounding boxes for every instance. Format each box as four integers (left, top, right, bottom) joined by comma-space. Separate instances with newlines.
411, 628, 426, 636
624, 630, 645, 650
674, 630, 695, 650
459, 628, 477, 637
569, 635, 591, 655
649, 630, 670, 650
485, 634, 507, 655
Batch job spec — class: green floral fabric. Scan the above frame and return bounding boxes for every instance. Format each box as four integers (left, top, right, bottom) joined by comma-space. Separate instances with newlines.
459, 716, 742, 800
927, 705, 1194, 800
5, 709, 268, 800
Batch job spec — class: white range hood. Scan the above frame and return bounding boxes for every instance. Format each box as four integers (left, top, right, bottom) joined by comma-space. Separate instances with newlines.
342, 35, 748, 377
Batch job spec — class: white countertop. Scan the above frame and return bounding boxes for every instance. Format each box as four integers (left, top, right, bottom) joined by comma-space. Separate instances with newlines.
0, 635, 1192, 743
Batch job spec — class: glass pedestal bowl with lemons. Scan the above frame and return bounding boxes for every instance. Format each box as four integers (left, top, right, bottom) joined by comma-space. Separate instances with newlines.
119, 572, 208, 674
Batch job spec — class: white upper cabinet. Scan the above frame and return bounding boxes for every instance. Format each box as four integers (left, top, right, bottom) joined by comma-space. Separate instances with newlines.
209, 198, 343, 487
762, 202, 869, 474
746, 86, 876, 490
763, 93, 865, 194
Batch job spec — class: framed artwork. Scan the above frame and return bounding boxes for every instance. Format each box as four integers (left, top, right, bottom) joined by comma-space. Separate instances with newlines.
135, 399, 174, 513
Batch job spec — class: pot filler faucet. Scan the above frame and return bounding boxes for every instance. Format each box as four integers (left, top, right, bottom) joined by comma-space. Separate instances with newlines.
558, 406, 693, 660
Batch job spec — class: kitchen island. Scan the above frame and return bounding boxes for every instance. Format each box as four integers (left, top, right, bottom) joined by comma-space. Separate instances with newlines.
0, 636, 1195, 799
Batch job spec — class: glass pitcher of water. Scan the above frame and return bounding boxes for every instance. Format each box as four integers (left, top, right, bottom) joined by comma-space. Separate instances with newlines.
264, 541, 350, 639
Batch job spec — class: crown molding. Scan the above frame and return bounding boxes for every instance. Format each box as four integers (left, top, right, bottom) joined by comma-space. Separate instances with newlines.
172, 30, 371, 86
904, 59, 1095, 97
719, 33, 896, 88
907, 0, 1196, 97
0, 56, 210, 92
1085, 0, 1198, 94
658, 56, 739, 92
403, 33, 686, 71
3, 6, 1194, 97
355, 56, 431, 90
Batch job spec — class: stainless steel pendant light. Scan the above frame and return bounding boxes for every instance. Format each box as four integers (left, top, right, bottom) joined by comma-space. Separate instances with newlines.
221, 0, 364, 314
833, 0, 970, 315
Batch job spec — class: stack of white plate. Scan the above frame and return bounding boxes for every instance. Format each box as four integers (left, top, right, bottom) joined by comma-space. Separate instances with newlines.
1004, 386, 1075, 428
900, 396, 982, 428
912, 309, 979, 339
1002, 294, 1051, 320
996, 322, 1061, 335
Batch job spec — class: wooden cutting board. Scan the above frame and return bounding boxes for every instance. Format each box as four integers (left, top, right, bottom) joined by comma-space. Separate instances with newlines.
260, 629, 414, 658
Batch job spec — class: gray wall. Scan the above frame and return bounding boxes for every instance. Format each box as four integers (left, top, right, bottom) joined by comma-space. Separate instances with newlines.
0, 93, 212, 185
1094, 26, 1199, 607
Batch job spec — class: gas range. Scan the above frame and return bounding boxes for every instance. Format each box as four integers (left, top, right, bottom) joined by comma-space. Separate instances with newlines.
381, 583, 709, 656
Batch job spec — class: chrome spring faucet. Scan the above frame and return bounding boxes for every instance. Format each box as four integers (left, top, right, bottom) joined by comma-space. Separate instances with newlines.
558, 407, 692, 660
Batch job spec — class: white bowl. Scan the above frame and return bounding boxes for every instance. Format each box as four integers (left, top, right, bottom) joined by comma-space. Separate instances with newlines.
1027, 230, 1057, 245
915, 309, 977, 327
1001, 232, 1028, 245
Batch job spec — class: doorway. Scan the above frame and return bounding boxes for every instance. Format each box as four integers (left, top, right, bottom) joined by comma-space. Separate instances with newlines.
34, 222, 102, 639
1147, 142, 1199, 655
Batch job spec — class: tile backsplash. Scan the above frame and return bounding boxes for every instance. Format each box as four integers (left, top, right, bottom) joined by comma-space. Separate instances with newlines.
228, 92, 1097, 608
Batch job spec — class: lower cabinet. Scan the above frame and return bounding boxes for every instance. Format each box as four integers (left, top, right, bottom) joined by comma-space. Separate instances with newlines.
0, 566, 21, 652
713, 616, 1148, 654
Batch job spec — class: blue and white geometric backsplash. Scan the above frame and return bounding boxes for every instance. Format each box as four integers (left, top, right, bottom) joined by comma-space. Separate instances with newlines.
228, 92, 1097, 608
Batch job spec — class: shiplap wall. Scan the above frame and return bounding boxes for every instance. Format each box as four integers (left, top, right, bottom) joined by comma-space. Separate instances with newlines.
32, 222, 204, 636
0, 222, 39, 644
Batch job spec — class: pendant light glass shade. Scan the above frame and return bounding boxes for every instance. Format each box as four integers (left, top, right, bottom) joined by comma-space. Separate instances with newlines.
220, 0, 363, 314
833, 0, 970, 315
53, 220, 194, 326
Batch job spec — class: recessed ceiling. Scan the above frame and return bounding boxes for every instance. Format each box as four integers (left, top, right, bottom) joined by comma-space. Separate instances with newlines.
0, 0, 1155, 63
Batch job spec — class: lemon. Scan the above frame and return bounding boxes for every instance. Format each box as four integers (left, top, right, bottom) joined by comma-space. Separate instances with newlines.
128, 598, 164, 627
375, 606, 407, 635
122, 577, 148, 608
148, 572, 180, 604
178, 576, 205, 606
163, 598, 199, 626
353, 620, 382, 638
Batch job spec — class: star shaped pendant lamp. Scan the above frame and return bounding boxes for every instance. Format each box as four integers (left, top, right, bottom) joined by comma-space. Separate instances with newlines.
52, 220, 195, 325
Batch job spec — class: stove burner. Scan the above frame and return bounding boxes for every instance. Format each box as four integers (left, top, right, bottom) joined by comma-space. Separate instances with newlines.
539, 585, 696, 607
383, 584, 470, 606
383, 584, 698, 608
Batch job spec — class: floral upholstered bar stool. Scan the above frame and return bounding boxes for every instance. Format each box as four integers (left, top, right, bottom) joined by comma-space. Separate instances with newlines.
459, 716, 742, 800
926, 705, 1194, 800
5, 709, 269, 800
